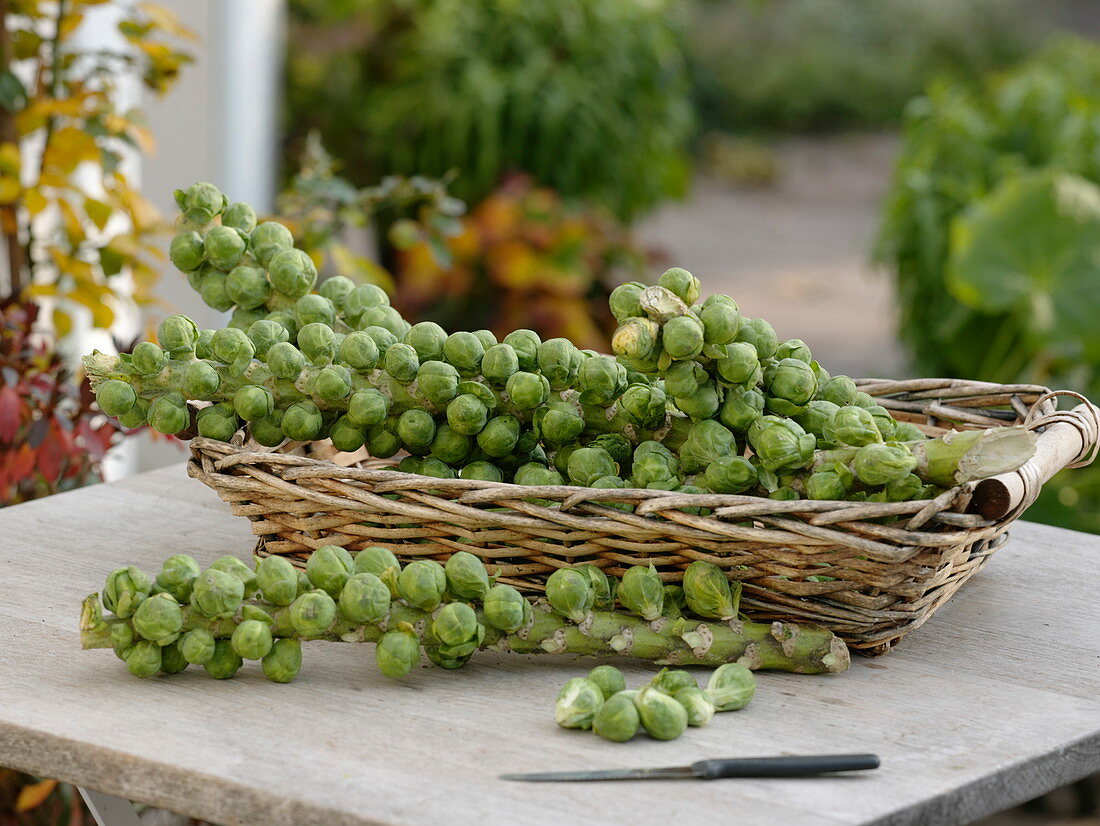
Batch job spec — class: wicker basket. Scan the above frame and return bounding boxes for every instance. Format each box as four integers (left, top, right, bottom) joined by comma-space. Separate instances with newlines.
186, 378, 1099, 655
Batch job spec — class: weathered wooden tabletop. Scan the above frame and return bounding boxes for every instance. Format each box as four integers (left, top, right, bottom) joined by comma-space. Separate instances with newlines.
1, 466, 1098, 826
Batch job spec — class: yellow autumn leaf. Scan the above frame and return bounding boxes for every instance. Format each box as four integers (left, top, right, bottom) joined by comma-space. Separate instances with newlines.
136, 2, 198, 39
51, 308, 73, 339
84, 197, 113, 230
60, 12, 85, 38
0, 141, 20, 174
91, 299, 114, 329
57, 198, 87, 244
0, 175, 21, 205
15, 778, 58, 812
43, 126, 100, 174
24, 187, 47, 215
25, 283, 58, 298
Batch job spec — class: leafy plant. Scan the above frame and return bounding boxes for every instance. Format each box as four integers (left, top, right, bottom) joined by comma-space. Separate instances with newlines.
876, 37, 1100, 532
285, 0, 693, 223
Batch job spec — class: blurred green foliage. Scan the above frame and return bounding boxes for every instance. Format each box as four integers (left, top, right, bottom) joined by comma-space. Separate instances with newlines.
690, 0, 1032, 134
877, 37, 1100, 533
285, 0, 693, 223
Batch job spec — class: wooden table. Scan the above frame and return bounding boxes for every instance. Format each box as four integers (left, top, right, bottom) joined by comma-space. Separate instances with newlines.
2, 466, 1098, 826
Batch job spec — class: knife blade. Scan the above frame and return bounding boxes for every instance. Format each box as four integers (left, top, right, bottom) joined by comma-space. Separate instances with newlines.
501, 753, 880, 782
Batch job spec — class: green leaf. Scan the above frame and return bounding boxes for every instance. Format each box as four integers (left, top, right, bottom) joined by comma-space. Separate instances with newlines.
0, 71, 27, 114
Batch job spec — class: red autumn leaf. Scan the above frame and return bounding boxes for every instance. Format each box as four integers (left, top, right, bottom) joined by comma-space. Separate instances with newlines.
37, 433, 65, 484
11, 443, 36, 478
0, 385, 22, 443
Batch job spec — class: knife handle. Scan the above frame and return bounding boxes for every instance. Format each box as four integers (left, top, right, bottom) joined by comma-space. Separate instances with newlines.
691, 753, 880, 779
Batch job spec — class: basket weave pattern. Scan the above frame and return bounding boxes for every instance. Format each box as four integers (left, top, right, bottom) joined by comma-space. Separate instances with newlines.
187, 378, 1098, 655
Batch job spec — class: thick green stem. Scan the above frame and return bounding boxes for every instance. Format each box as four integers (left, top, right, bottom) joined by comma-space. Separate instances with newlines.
80, 593, 849, 674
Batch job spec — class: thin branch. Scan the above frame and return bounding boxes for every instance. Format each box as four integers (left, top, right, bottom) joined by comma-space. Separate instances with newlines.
0, 0, 26, 300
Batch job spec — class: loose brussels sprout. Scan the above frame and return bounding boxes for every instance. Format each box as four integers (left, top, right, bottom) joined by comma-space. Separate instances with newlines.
618, 564, 664, 620
190, 568, 245, 618
233, 385, 274, 421
825, 406, 883, 447
314, 365, 353, 403
289, 589, 337, 637
445, 551, 492, 600
483, 583, 532, 632
95, 379, 137, 417
635, 685, 688, 740
657, 267, 701, 306
588, 664, 627, 699
338, 572, 390, 624
566, 447, 617, 487
397, 559, 447, 611
682, 561, 738, 620
132, 592, 183, 646
853, 443, 918, 486
706, 662, 756, 711
204, 225, 246, 270
305, 545, 355, 597
766, 358, 817, 407
699, 297, 741, 345
591, 692, 640, 742
169, 230, 205, 272
675, 383, 721, 421
650, 667, 697, 694
447, 393, 489, 435
555, 677, 604, 730
262, 638, 302, 683
124, 640, 163, 678
662, 315, 705, 361
204, 639, 243, 680
619, 383, 667, 429
480, 343, 520, 387
505, 371, 550, 409
608, 281, 646, 322
196, 402, 239, 441
131, 341, 167, 376
705, 455, 758, 494
268, 248, 317, 299
156, 554, 201, 604
442, 331, 484, 377
674, 686, 716, 727
747, 416, 816, 472
179, 628, 216, 665
404, 321, 447, 362
545, 568, 594, 622
376, 627, 421, 678
266, 341, 306, 380
611, 317, 660, 362
254, 555, 298, 606
231, 619, 274, 660
175, 182, 225, 224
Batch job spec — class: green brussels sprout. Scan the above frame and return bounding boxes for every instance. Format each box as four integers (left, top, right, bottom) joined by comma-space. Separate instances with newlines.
818, 375, 858, 406
198, 269, 234, 311
196, 402, 239, 441
203, 639, 243, 680
190, 568, 245, 618
380, 343, 417, 385
223, 265, 269, 309
318, 274, 355, 310
619, 383, 667, 429
274, 400, 319, 442
418, 456, 457, 480
268, 248, 317, 299
265, 341, 306, 380
229, 306, 267, 333
131, 341, 167, 376
124, 640, 162, 678
343, 390, 387, 428
179, 628, 216, 665
359, 305, 408, 339
432, 602, 480, 650
209, 555, 258, 598
204, 225, 246, 270
313, 365, 353, 402
110, 622, 135, 659
404, 321, 448, 362
609, 281, 646, 322
675, 382, 721, 421
774, 339, 811, 363
576, 355, 627, 405
685, 420, 736, 465
649, 667, 698, 695
169, 230, 205, 271
480, 343, 520, 387
262, 638, 302, 683
264, 309, 299, 340
501, 329, 540, 371
175, 182, 225, 224
289, 589, 337, 637
95, 379, 137, 417
534, 401, 584, 445
545, 568, 594, 622
566, 447, 617, 487
116, 397, 150, 429
210, 327, 255, 365
443, 331, 485, 377
853, 443, 918, 486
233, 385, 274, 421
805, 467, 851, 500
473, 415, 518, 459
249, 411, 285, 447
460, 461, 503, 482
155, 554, 201, 604
618, 564, 665, 620
221, 201, 256, 233
662, 315, 705, 361
366, 423, 401, 458
635, 684, 688, 740
714, 342, 758, 386
396, 408, 436, 453
157, 315, 200, 357
444, 551, 491, 600
769, 486, 800, 501
867, 406, 898, 441
338, 572, 390, 624
682, 561, 738, 620
588, 664, 627, 699
590, 476, 630, 510
354, 546, 400, 589
148, 392, 189, 435
657, 267, 701, 305
555, 677, 604, 730
550, 442, 582, 476
231, 619, 274, 660
852, 391, 877, 409
482, 583, 531, 632
611, 317, 660, 362
424, 424, 468, 465
293, 295, 335, 329
132, 592, 183, 646
699, 299, 741, 345
630, 452, 680, 490
673, 686, 716, 727
765, 358, 817, 406
329, 415, 365, 452
664, 361, 707, 398
447, 393, 489, 435
585, 434, 632, 470
397, 559, 447, 611
885, 472, 924, 502
719, 386, 765, 433
747, 416, 816, 472
305, 545, 354, 597
297, 322, 336, 365
246, 320, 289, 359
505, 371, 550, 410
513, 463, 563, 487
893, 421, 927, 442
473, 329, 497, 349
592, 692, 640, 742
533, 338, 577, 389
635, 440, 675, 460
825, 406, 883, 447
796, 400, 841, 441
255, 555, 298, 606
706, 662, 756, 711
344, 283, 390, 320
735, 317, 779, 359
376, 627, 421, 678
411, 361, 456, 408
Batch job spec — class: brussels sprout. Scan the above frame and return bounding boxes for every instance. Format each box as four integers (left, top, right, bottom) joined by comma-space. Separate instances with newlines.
675, 383, 721, 421
735, 317, 779, 359
444, 551, 491, 600
110, 622, 135, 659
766, 358, 817, 407
317, 275, 355, 310
588, 664, 627, 699
585, 434, 632, 472
852, 391, 877, 409
619, 383, 667, 429
124, 640, 162, 678
576, 355, 627, 405
360, 305, 408, 338
196, 402, 239, 441
314, 365, 353, 403
131, 341, 167, 376
403, 321, 447, 362
252, 555, 297, 606
673, 686, 716, 727
410, 362, 455, 409
706, 662, 756, 711
447, 393, 489, 435
699, 299, 741, 345
156, 554, 201, 604
770, 486, 800, 501
245, 320, 288, 360
505, 371, 550, 410
533, 338, 577, 390
608, 281, 646, 322
482, 583, 531, 632
534, 401, 584, 445
271, 401, 318, 442
432, 602, 480, 650
131, 592, 183, 646
663, 315, 705, 361
296, 322, 336, 365
682, 561, 738, 620
700, 454, 755, 494
344, 283, 390, 320
460, 461, 502, 482
885, 472, 925, 502
635, 685, 688, 740
423, 425, 469, 466
393, 408, 434, 454
818, 375, 858, 407
169, 230, 204, 272
223, 265, 269, 310
229, 307, 267, 334
375, 627, 421, 678
590, 691, 640, 742
384, 343, 420, 384
662, 361, 705, 398
203, 639, 243, 680
513, 463, 563, 487
116, 397, 150, 430
470, 415, 517, 459
442, 331, 484, 377
265, 341, 305, 381
366, 423, 402, 458
796, 400, 841, 441
545, 568, 594, 622
655, 267, 700, 306
198, 269, 234, 311
477, 343, 518, 387
618, 564, 664, 620
264, 309, 299, 340
305, 545, 354, 597
630, 451, 680, 490
203, 225, 246, 270
208, 556, 257, 598
747, 416, 816, 472
179, 628, 216, 665
219, 201, 256, 233
335, 393, 384, 433
328, 415, 363, 452
268, 248, 317, 299
496, 329, 537, 371
231, 619, 274, 660
190, 568, 244, 618
338, 572, 391, 624
95, 379, 137, 417
262, 638, 302, 683
232, 385, 273, 422
155, 316, 199, 359
566, 447, 617, 487
291, 296, 333, 330
354, 546, 401, 586
418, 456, 456, 479
175, 182, 225, 224
397, 559, 447, 611
853, 443, 918, 486
611, 317, 660, 362
772, 339, 811, 363
685, 420, 735, 465
893, 421, 927, 442
825, 406, 883, 447
248, 411, 284, 447
805, 467, 850, 500
867, 406, 898, 441
148, 392, 189, 435
647, 668, 697, 695
211, 327, 255, 366
289, 589, 337, 637
555, 677, 604, 730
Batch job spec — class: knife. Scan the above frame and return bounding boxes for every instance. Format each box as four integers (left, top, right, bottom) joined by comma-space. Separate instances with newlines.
501, 753, 880, 782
